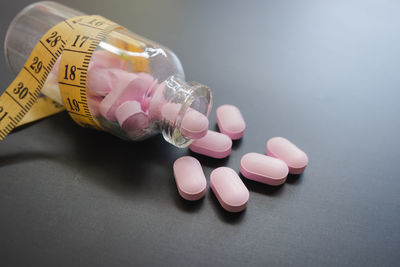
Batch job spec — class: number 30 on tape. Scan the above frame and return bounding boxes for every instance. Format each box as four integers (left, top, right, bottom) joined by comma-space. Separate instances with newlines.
0, 15, 121, 141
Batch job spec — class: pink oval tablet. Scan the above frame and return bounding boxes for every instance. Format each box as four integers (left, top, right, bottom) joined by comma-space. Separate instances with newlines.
181, 109, 209, 140
210, 167, 249, 212
87, 68, 115, 96
161, 103, 182, 124
99, 70, 144, 121
216, 105, 246, 140
161, 103, 209, 140
115, 101, 149, 133
189, 130, 232, 158
87, 95, 103, 117
266, 137, 309, 174
173, 156, 207, 201
148, 82, 167, 120
136, 72, 158, 111
137, 72, 156, 88
240, 153, 288, 186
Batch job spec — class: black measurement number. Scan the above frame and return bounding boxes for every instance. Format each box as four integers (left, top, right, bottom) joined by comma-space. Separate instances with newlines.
13, 82, 29, 99
71, 35, 89, 48
64, 65, 77, 80
71, 17, 104, 26
45, 31, 62, 47
67, 98, 80, 111
30, 57, 43, 73
0, 106, 8, 122
88, 18, 104, 26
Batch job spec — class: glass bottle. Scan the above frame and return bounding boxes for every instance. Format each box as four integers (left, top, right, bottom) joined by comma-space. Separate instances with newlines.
4, 1, 212, 147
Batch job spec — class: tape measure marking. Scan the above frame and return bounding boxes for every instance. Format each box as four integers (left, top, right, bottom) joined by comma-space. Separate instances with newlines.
0, 15, 121, 141
59, 16, 121, 130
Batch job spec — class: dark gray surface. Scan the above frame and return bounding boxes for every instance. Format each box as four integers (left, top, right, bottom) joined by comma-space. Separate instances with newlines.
1, 0, 399, 266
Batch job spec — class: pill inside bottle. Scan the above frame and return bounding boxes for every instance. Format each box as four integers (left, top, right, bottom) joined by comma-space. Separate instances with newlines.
4, 1, 212, 147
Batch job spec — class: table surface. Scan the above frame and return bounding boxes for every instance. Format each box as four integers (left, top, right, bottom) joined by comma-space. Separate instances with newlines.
1, 0, 399, 266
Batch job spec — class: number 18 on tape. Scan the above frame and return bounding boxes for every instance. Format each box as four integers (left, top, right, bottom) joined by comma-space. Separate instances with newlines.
2, 1, 212, 148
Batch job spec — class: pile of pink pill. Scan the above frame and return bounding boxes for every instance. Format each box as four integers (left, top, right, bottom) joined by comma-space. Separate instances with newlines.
173, 104, 309, 212
84, 50, 209, 140
67, 50, 308, 212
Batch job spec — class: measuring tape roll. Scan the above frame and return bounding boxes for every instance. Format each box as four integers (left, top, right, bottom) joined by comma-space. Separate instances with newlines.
0, 15, 124, 140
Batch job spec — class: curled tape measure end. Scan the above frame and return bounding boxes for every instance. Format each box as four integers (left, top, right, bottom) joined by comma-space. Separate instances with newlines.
0, 15, 121, 141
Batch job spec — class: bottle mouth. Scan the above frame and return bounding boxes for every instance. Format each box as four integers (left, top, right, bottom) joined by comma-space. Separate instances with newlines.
161, 77, 212, 147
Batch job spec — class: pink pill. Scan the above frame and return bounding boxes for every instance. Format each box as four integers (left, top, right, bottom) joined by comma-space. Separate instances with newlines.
137, 72, 156, 88
87, 68, 115, 96
99, 70, 144, 122
181, 109, 209, 139
115, 101, 149, 134
240, 153, 288, 186
266, 137, 309, 174
161, 103, 181, 124
173, 156, 207, 201
161, 103, 209, 140
148, 82, 167, 120
216, 104, 246, 140
210, 167, 249, 212
189, 130, 232, 158
87, 95, 103, 117
136, 72, 158, 112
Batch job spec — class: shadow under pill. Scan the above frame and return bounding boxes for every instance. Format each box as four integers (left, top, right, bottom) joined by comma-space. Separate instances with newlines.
213, 123, 220, 132
43, 113, 181, 195
173, 193, 205, 213
0, 152, 61, 168
187, 150, 230, 169
240, 174, 285, 196
231, 138, 243, 150
208, 190, 246, 224
285, 173, 303, 185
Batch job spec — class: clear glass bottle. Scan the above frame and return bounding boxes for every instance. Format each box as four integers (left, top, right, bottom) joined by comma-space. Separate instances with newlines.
4, 1, 212, 147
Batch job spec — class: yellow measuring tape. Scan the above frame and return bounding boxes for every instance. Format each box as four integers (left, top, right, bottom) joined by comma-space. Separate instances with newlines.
0, 15, 124, 140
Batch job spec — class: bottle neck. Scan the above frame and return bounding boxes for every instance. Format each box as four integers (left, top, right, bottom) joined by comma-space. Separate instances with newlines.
155, 76, 212, 147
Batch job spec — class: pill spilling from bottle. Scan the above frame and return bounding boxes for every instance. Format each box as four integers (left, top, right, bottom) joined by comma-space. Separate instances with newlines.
173, 103, 309, 213
1, 2, 309, 215
84, 51, 210, 141
45, 49, 212, 145
2, 1, 212, 147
